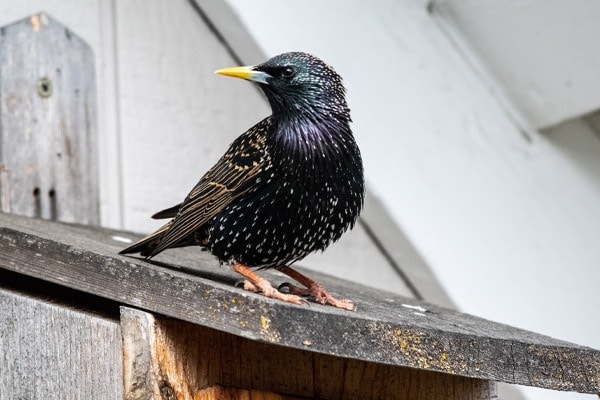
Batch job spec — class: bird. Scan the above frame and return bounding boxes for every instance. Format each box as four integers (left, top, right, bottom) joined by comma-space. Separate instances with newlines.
119, 52, 364, 311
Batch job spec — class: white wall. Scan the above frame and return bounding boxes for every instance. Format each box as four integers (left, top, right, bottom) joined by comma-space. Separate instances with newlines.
224, 1, 600, 400
435, 0, 600, 129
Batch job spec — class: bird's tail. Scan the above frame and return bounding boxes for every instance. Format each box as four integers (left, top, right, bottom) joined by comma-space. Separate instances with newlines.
119, 203, 185, 257
118, 221, 172, 258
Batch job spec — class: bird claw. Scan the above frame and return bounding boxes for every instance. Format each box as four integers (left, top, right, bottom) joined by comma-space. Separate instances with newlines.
236, 278, 257, 292
231, 264, 352, 309
278, 282, 310, 296
238, 278, 308, 305
278, 281, 356, 311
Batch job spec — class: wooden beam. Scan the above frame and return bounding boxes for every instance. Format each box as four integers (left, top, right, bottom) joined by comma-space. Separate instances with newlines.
1, 212, 599, 395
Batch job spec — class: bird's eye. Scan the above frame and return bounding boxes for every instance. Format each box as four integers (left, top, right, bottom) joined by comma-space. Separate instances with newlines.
280, 66, 296, 80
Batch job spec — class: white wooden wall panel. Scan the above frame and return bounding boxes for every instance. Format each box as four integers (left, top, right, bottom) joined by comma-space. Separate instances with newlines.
114, 0, 269, 231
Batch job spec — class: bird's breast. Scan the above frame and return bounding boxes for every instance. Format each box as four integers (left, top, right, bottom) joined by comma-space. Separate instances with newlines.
208, 119, 364, 268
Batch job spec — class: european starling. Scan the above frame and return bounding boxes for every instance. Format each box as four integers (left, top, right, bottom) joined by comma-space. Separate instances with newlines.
120, 52, 364, 311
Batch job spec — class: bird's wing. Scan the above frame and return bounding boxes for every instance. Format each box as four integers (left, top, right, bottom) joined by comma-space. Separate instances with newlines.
148, 123, 269, 257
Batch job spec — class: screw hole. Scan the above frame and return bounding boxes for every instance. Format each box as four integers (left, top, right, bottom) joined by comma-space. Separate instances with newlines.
37, 77, 53, 98
33, 187, 41, 218
49, 188, 57, 220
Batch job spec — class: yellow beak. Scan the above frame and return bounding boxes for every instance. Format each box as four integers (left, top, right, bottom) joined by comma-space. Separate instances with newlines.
215, 65, 270, 84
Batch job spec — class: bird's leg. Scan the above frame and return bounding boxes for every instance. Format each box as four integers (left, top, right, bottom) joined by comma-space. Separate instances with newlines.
276, 265, 356, 311
231, 263, 307, 305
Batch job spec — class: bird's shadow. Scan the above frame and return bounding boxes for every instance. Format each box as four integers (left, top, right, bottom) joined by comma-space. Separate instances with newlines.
123, 255, 240, 288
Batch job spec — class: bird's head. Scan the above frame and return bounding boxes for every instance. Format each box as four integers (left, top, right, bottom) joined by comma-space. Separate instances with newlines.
216, 52, 350, 123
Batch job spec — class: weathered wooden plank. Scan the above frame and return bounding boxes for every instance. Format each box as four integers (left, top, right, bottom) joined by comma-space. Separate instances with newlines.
0, 212, 599, 394
0, 286, 122, 399
121, 307, 496, 400
121, 307, 160, 400
0, 13, 98, 224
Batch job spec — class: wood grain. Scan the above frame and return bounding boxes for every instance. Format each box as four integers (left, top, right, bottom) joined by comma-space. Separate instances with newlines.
0, 287, 122, 399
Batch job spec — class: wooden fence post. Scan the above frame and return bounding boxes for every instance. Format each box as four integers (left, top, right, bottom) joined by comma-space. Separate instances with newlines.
0, 13, 98, 224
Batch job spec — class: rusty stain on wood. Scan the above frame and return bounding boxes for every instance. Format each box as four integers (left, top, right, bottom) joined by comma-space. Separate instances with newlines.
30, 14, 39, 31
30, 13, 49, 32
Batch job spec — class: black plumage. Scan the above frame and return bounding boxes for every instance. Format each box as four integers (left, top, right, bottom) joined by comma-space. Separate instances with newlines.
120, 52, 364, 310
